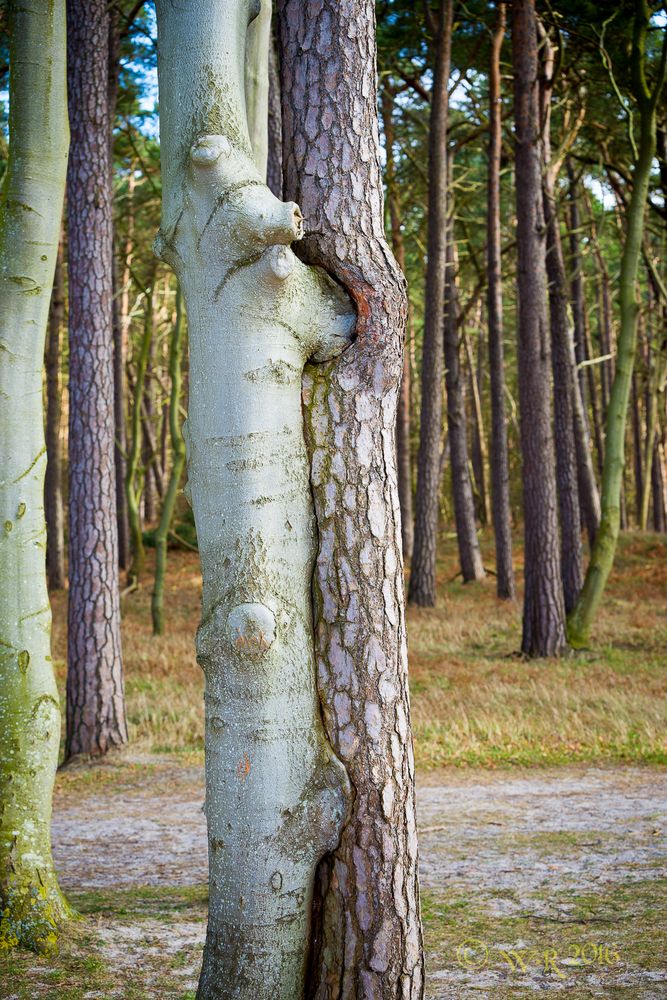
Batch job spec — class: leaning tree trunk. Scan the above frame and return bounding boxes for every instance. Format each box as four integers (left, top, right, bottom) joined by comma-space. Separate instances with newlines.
44, 241, 67, 591
278, 0, 424, 995
0, 0, 72, 951
443, 215, 485, 582
409, 0, 453, 606
66, 0, 128, 758
486, 1, 515, 599
568, 1, 667, 646
154, 2, 357, 996
512, 0, 567, 657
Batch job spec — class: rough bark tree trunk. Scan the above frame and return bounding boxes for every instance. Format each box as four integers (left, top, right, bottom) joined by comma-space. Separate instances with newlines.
278, 0, 424, 995
443, 218, 485, 582
155, 2, 357, 995
66, 0, 128, 757
486, 1, 515, 600
44, 241, 67, 591
0, 0, 72, 951
267, 27, 283, 199
381, 84, 414, 562
512, 0, 567, 656
568, 0, 667, 646
409, 0, 453, 606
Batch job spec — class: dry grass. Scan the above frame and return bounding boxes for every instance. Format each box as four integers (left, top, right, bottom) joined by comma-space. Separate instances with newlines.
50, 531, 667, 768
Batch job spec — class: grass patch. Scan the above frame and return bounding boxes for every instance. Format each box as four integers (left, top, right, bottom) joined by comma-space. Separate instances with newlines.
48, 532, 667, 768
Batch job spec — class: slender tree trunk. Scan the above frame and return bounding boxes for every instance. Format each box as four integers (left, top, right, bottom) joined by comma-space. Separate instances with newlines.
142, 335, 156, 524
0, 0, 72, 950
463, 310, 491, 528
126, 287, 153, 587
44, 241, 67, 590
278, 0, 424, 995
565, 162, 601, 545
443, 217, 485, 582
112, 252, 130, 569
512, 0, 567, 656
152, 288, 187, 636
568, 1, 667, 645
409, 0, 453, 606
381, 84, 414, 561
632, 371, 645, 522
66, 0, 128, 757
155, 3, 356, 995
486, 1, 515, 599
653, 434, 667, 532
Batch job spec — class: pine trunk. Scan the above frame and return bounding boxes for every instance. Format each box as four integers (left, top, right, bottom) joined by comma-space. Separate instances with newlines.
278, 0, 424, 995
409, 0, 453, 606
512, 0, 567, 656
66, 0, 128, 757
0, 0, 72, 951
443, 220, 485, 582
486, 1, 515, 599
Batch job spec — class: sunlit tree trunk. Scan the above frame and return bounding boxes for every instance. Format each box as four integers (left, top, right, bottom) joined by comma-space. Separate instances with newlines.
486, 1, 515, 599
0, 0, 72, 951
66, 0, 128, 757
568, 0, 667, 646
512, 0, 567, 656
44, 242, 66, 590
278, 0, 424, 994
155, 2, 357, 995
409, 0, 453, 606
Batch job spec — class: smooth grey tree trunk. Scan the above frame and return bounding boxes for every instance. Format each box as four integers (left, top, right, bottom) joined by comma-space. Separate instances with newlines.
409, 0, 453, 606
0, 0, 72, 951
512, 0, 567, 657
66, 0, 128, 758
154, 2, 357, 996
278, 0, 424, 995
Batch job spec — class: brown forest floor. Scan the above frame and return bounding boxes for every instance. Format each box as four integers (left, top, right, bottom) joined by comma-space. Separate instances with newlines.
1, 530, 666, 998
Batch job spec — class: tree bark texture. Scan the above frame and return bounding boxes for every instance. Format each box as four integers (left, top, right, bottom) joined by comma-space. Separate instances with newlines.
381, 85, 414, 562
408, 0, 453, 606
155, 2, 357, 995
277, 1, 424, 996
568, 1, 667, 646
486, 2, 515, 599
0, 0, 72, 951
44, 242, 66, 591
267, 28, 283, 199
443, 219, 485, 582
66, 0, 128, 757
512, 0, 567, 656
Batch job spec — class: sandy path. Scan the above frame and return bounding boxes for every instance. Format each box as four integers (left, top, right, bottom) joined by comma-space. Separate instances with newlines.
49, 762, 667, 998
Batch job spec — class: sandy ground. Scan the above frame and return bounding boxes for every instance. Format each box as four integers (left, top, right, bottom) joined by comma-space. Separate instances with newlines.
47, 760, 667, 999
